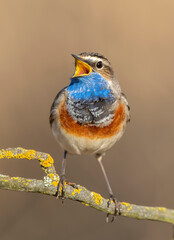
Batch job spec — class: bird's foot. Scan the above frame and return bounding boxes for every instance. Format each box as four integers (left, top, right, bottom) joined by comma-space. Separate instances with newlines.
56, 178, 78, 202
56, 174, 66, 203
106, 194, 121, 223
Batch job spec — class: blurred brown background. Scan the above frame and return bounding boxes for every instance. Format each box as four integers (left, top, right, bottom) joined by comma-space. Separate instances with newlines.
0, 0, 174, 239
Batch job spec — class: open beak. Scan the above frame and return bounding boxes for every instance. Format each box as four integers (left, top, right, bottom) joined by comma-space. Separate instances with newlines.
72, 54, 92, 78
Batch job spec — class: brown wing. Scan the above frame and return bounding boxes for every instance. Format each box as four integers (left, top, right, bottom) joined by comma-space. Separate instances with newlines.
49, 87, 67, 126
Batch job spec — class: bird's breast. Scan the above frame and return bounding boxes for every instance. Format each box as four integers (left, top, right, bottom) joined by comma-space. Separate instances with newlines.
57, 98, 126, 140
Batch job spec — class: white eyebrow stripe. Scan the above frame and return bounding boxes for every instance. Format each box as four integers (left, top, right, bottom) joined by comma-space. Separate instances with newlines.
79, 55, 111, 68
82, 56, 101, 62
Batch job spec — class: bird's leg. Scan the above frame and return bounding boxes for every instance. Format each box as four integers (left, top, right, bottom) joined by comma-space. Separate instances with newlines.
56, 150, 67, 202
96, 153, 120, 222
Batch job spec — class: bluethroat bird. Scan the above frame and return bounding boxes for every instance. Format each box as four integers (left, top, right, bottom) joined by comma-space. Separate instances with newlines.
50, 52, 130, 219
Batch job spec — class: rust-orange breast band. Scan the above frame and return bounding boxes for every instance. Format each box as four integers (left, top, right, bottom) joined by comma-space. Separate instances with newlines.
58, 100, 126, 140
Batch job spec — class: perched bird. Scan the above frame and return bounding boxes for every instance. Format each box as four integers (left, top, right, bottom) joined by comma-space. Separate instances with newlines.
50, 52, 130, 218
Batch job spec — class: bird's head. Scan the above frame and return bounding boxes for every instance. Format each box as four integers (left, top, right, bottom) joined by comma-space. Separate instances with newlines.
72, 52, 115, 81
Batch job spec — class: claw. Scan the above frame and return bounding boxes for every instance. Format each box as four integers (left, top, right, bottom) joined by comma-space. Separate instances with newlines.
56, 175, 65, 201
68, 182, 78, 189
106, 194, 120, 222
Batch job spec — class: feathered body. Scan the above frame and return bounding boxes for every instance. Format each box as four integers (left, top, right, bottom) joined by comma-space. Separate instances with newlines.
50, 53, 130, 155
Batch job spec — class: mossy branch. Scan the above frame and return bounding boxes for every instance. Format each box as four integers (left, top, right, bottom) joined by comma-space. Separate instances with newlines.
0, 147, 174, 224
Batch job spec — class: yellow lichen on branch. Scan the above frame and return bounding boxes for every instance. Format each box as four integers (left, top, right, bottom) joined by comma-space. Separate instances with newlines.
0, 147, 54, 170
91, 192, 103, 205
0, 147, 59, 187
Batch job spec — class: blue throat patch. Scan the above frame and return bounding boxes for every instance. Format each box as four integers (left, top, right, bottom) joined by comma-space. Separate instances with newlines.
67, 72, 115, 102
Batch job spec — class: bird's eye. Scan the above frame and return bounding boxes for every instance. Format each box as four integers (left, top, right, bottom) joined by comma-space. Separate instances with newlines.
96, 61, 103, 69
